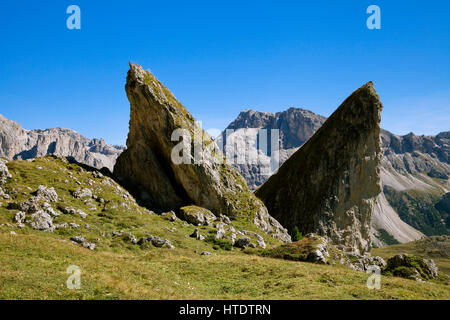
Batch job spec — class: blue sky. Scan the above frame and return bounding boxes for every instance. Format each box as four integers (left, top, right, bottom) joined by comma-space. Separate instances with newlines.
0, 0, 449, 145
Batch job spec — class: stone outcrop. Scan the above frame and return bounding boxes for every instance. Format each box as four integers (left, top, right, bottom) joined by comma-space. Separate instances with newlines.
0, 113, 124, 171
256, 82, 383, 255
383, 254, 439, 281
219, 110, 449, 247
0, 159, 11, 186
113, 63, 290, 242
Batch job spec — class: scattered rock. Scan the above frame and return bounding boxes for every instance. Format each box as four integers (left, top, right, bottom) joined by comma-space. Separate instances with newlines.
70, 235, 85, 243
215, 223, 226, 239
240, 230, 266, 249
190, 228, 205, 241
345, 253, 386, 271
92, 171, 104, 179
179, 206, 217, 226
138, 234, 175, 249
201, 251, 212, 256
0, 159, 11, 185
113, 231, 137, 244
0, 187, 10, 199
234, 237, 251, 249
383, 254, 438, 281
29, 210, 54, 232
14, 211, 26, 224
161, 211, 178, 222
59, 206, 86, 218
219, 214, 231, 224
34, 185, 58, 202
72, 188, 93, 199
70, 236, 96, 250
8, 197, 40, 213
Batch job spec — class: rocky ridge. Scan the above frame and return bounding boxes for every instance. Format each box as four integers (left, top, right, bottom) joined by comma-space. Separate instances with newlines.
0, 113, 124, 172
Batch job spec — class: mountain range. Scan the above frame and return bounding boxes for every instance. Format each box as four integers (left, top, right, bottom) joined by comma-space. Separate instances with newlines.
0, 114, 124, 171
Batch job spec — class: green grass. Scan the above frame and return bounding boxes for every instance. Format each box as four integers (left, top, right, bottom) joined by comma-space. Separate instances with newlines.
372, 236, 450, 276
0, 156, 449, 300
1, 232, 449, 300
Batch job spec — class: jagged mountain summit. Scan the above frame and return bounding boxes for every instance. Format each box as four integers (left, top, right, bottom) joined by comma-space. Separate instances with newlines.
113, 63, 290, 242
216, 108, 326, 189
255, 82, 383, 255
0, 114, 124, 171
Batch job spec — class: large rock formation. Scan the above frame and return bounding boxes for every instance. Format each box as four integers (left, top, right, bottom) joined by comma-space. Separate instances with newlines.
255, 82, 383, 255
0, 114, 124, 171
113, 63, 290, 242
218, 111, 449, 247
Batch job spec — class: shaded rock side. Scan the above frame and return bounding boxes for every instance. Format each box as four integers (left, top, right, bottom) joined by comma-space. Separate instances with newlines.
113, 63, 290, 241
255, 82, 383, 254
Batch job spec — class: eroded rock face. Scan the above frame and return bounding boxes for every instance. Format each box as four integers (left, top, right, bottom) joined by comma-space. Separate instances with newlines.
256, 82, 383, 255
113, 63, 290, 242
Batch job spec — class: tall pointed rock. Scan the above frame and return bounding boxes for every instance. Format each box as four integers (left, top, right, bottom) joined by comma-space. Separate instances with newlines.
114, 63, 290, 242
255, 82, 383, 254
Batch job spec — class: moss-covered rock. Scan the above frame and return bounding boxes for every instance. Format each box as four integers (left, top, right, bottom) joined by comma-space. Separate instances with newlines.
383, 254, 439, 281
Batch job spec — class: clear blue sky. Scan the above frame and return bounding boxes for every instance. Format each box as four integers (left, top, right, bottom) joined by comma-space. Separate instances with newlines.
0, 0, 449, 145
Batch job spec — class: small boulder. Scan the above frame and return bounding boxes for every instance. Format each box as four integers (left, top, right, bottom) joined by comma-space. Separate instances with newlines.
71, 236, 96, 250
9, 197, 40, 214
72, 188, 93, 199
190, 228, 205, 241
29, 210, 54, 232
383, 254, 439, 281
234, 237, 251, 249
179, 206, 217, 226
35, 185, 58, 202
14, 211, 26, 224
138, 235, 175, 249
219, 214, 231, 224
0, 159, 10, 186
161, 211, 178, 222
215, 224, 226, 239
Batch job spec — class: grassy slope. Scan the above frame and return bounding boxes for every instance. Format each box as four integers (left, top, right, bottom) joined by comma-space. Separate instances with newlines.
0, 157, 449, 300
372, 236, 450, 276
